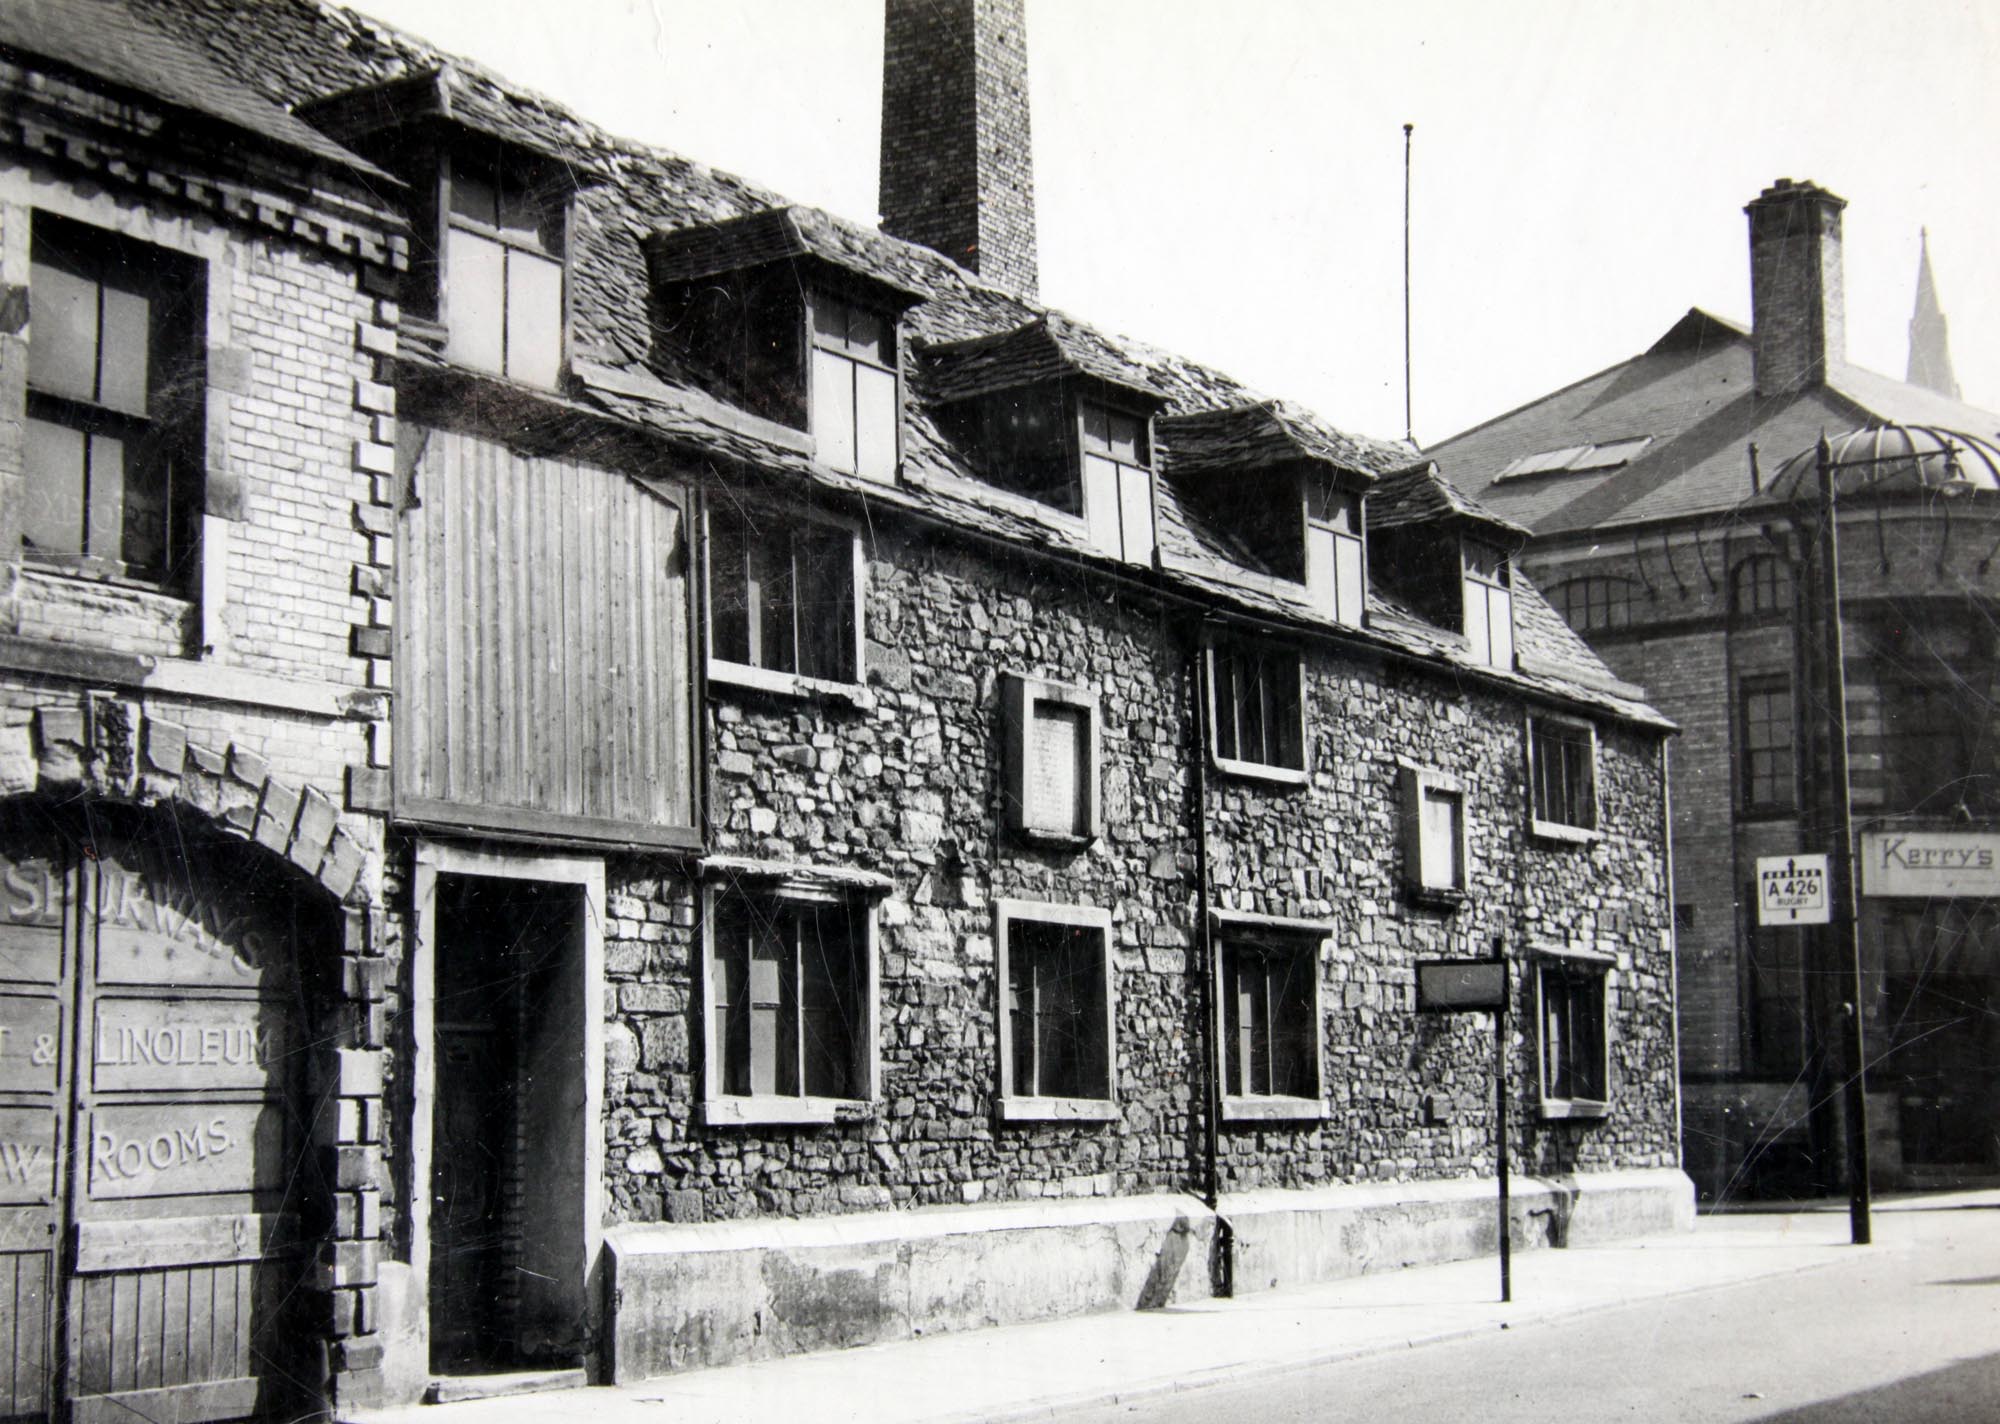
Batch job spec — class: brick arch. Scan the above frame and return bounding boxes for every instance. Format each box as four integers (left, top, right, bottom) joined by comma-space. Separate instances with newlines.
0, 695, 372, 906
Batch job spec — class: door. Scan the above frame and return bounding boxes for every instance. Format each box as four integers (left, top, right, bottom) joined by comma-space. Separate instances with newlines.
0, 811, 313, 1424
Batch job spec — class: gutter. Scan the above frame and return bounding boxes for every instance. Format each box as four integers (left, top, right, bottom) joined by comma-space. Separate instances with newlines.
1190, 613, 1233, 1295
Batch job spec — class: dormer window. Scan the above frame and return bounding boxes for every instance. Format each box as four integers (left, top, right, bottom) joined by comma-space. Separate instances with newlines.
809, 292, 899, 482
443, 155, 565, 388
1463, 539, 1515, 669
1305, 483, 1365, 628
1080, 403, 1155, 565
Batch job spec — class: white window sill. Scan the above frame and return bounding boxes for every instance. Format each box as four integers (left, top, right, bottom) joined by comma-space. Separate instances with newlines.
1538, 1097, 1610, 1122
702, 1095, 875, 1127
708, 659, 874, 710
1221, 1095, 1328, 1123
1210, 754, 1310, 787
998, 1095, 1118, 1123
1530, 819, 1600, 846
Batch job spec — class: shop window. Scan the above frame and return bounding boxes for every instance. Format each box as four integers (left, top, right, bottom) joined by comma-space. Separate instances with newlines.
704, 888, 875, 1124
1739, 675, 1796, 814
1552, 575, 1636, 634
809, 291, 899, 482
1528, 715, 1597, 838
1208, 640, 1307, 780
1399, 764, 1468, 904
25, 214, 203, 589
1305, 482, 1366, 628
1080, 402, 1155, 565
1731, 554, 1791, 619
1002, 674, 1101, 844
1218, 929, 1325, 1119
1536, 955, 1609, 1116
443, 156, 565, 387
995, 900, 1115, 1121
1746, 915, 1807, 1078
707, 504, 861, 692
1463, 539, 1515, 669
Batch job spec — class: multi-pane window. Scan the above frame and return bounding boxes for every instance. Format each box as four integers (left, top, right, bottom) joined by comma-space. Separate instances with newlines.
1883, 681, 1982, 813
1209, 642, 1306, 775
1529, 716, 1597, 834
1222, 939, 1319, 1101
1739, 676, 1795, 813
1462, 539, 1515, 669
1305, 483, 1365, 628
445, 160, 564, 387
1746, 917, 1806, 1077
1400, 765, 1467, 898
995, 901, 1114, 1115
708, 506, 859, 685
1537, 958, 1609, 1111
809, 292, 898, 482
1080, 403, 1155, 566
1731, 555, 1791, 619
1552, 576, 1635, 634
1002, 675, 1101, 842
25, 215, 202, 587
708, 891, 868, 1106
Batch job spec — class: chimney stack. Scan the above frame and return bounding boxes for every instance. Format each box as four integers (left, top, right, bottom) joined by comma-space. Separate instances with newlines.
1745, 178, 1847, 398
880, 0, 1039, 300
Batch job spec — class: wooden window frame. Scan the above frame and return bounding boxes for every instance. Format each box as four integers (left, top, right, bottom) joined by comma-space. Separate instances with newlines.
701, 881, 880, 1127
1304, 481, 1367, 629
807, 288, 901, 484
993, 899, 1118, 1123
1527, 713, 1599, 842
1001, 673, 1102, 846
1077, 399, 1157, 567
439, 149, 568, 389
1462, 538, 1515, 670
1210, 909, 1329, 1122
1534, 948, 1612, 1119
704, 503, 868, 700
1205, 639, 1310, 785
1552, 575, 1636, 635
1730, 554, 1792, 621
1399, 762, 1469, 907
1738, 674, 1797, 816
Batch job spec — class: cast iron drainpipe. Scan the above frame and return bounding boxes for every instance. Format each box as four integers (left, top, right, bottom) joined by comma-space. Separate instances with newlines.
1191, 615, 1234, 1296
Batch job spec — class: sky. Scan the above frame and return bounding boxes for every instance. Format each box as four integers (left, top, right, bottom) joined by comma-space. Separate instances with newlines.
344, 0, 2000, 451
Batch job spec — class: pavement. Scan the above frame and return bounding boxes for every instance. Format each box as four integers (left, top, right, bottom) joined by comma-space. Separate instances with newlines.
346, 1190, 2000, 1424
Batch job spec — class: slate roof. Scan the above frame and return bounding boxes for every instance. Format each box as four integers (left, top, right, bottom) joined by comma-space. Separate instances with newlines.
1430, 306, 2000, 537
921, 315, 1169, 407
1367, 462, 1530, 538
642, 207, 929, 305
1157, 400, 1408, 482
0, 0, 388, 180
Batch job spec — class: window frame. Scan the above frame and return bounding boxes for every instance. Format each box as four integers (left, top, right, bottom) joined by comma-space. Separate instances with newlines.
1462, 538, 1516, 670
1730, 554, 1792, 621
993, 899, 1118, 1123
1737, 673, 1797, 816
1398, 763, 1470, 907
1304, 480, 1367, 629
700, 881, 880, 1127
1210, 909, 1329, 1122
1527, 713, 1599, 842
1534, 949, 1612, 1119
1551, 575, 1637, 635
439, 149, 568, 389
1205, 639, 1310, 785
806, 287, 901, 484
1001, 673, 1102, 846
704, 502, 868, 700
1077, 399, 1157, 567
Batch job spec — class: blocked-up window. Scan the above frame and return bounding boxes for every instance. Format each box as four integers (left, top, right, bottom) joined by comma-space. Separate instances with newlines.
1305, 482, 1365, 628
708, 891, 869, 1108
810, 292, 898, 482
1002, 675, 1101, 842
1537, 957, 1609, 1113
1400, 765, 1467, 898
995, 901, 1115, 1118
445, 160, 564, 388
1209, 641, 1306, 775
1739, 676, 1795, 813
1462, 539, 1515, 669
1080, 402, 1155, 566
708, 506, 859, 686
26, 214, 203, 588
1529, 716, 1597, 834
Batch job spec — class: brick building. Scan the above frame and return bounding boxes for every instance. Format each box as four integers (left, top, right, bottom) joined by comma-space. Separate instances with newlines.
1, 0, 1685, 1417
1431, 179, 2000, 1205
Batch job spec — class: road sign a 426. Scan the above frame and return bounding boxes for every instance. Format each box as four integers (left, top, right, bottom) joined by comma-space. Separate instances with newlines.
1756, 853, 1830, 926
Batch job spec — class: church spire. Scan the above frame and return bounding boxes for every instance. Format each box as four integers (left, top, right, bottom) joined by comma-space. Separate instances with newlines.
1907, 228, 1961, 400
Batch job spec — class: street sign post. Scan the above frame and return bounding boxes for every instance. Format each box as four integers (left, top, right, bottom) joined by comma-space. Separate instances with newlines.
1756, 853, 1830, 926
1415, 945, 1511, 1303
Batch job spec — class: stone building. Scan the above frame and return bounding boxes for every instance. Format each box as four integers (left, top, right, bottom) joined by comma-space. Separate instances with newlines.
1431, 179, 2000, 1205
0, 0, 1685, 1417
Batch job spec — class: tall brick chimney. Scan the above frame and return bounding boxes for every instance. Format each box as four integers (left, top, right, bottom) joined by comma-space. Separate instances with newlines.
880, 0, 1039, 299
1745, 178, 1847, 398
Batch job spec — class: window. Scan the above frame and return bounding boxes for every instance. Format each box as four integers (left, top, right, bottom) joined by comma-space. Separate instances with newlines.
1208, 641, 1307, 779
809, 292, 898, 482
1739, 676, 1796, 813
994, 900, 1115, 1121
1883, 681, 1983, 813
1002, 674, 1101, 843
1399, 764, 1468, 903
444, 158, 564, 387
25, 214, 203, 588
1731, 555, 1791, 618
1528, 716, 1597, 837
707, 505, 861, 690
705, 888, 875, 1124
1216, 921, 1326, 1120
1536, 955, 1609, 1116
1080, 403, 1155, 566
1746, 917, 1806, 1077
1552, 576, 1636, 634
1305, 483, 1365, 628
1462, 539, 1515, 669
